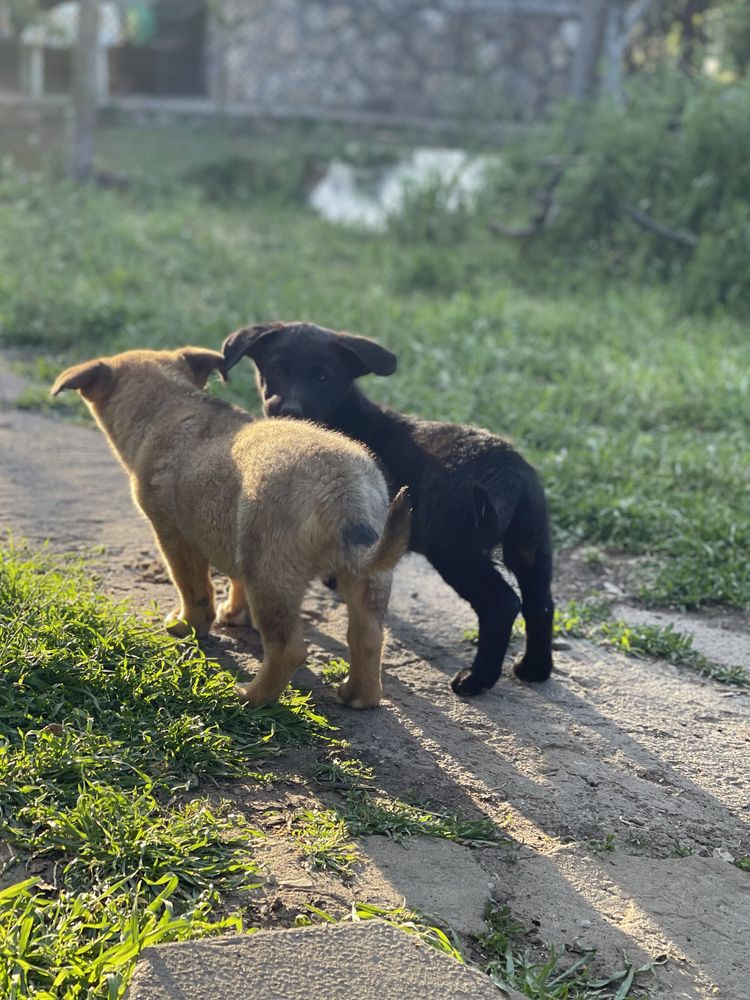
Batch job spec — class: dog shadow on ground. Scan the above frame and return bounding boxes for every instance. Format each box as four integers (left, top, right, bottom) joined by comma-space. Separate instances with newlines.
198, 580, 744, 998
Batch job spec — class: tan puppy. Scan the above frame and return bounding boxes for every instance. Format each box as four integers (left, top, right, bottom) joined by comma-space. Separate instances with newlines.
51, 347, 410, 708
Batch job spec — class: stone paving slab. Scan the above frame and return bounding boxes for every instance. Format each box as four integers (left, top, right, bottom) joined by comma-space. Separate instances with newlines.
126, 921, 522, 1000
359, 835, 493, 936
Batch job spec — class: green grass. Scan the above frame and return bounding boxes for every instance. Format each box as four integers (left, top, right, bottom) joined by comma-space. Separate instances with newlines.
553, 597, 748, 686
320, 658, 351, 685
296, 900, 466, 963
288, 757, 508, 876
291, 807, 359, 877
0, 160, 747, 609
585, 834, 617, 855
0, 544, 328, 996
341, 791, 508, 847
288, 789, 508, 877
0, 875, 245, 1000
479, 904, 659, 999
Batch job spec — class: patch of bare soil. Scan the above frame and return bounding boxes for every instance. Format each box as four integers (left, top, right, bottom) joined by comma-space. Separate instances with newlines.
1, 368, 748, 999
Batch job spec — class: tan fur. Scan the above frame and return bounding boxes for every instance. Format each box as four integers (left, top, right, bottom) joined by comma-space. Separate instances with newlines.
51, 348, 410, 708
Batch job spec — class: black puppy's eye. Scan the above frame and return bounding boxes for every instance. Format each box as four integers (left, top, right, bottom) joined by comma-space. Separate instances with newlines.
310, 366, 330, 385
266, 360, 287, 380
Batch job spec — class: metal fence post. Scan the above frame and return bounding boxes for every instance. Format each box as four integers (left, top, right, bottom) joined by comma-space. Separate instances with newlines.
70, 0, 100, 182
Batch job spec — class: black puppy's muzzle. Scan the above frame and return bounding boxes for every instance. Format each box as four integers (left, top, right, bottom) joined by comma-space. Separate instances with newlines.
265, 392, 311, 420
279, 401, 304, 419
265, 394, 298, 418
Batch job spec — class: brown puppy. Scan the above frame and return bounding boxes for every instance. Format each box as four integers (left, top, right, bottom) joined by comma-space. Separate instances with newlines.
51, 347, 410, 708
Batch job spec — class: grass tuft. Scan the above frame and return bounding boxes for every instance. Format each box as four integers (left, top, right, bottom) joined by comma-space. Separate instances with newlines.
291, 808, 359, 877
0, 875, 245, 1000
553, 597, 748, 686
342, 791, 508, 848
479, 903, 660, 999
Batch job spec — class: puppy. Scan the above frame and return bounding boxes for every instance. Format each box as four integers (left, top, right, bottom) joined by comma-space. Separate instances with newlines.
222, 323, 554, 697
51, 347, 410, 708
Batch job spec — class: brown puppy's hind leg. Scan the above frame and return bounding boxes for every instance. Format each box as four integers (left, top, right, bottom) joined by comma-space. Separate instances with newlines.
153, 530, 215, 638
216, 578, 254, 627
335, 570, 390, 709
235, 585, 307, 707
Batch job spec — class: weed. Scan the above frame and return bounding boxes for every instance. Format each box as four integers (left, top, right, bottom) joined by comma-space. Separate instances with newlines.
296, 900, 466, 963
736, 857, 750, 872
479, 903, 660, 999
586, 834, 617, 855
321, 658, 350, 685
14, 384, 90, 421
672, 843, 694, 858
351, 901, 465, 962
290, 791, 505, 877
314, 755, 374, 788
581, 547, 606, 568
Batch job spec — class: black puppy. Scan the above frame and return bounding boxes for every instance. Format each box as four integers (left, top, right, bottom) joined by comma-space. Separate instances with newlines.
222, 322, 554, 696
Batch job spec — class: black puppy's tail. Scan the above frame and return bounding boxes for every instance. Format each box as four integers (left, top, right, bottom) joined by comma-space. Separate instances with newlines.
473, 484, 501, 536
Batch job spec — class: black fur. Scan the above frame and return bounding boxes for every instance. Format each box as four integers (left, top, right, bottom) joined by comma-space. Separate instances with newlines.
222, 322, 554, 696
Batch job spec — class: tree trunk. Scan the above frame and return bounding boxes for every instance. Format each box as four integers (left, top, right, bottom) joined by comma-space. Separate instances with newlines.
70, 0, 100, 183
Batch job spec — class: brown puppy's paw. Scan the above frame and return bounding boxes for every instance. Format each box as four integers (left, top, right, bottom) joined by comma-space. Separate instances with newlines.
164, 613, 211, 639
216, 600, 254, 628
234, 680, 276, 708
335, 680, 382, 710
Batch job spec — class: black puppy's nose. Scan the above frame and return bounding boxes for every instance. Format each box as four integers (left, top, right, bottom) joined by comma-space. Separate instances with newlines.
279, 402, 304, 419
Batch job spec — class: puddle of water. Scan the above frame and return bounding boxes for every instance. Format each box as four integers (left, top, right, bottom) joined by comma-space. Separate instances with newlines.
308, 147, 496, 230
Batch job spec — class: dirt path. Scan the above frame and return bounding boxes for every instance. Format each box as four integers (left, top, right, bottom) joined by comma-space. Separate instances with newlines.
1, 370, 748, 999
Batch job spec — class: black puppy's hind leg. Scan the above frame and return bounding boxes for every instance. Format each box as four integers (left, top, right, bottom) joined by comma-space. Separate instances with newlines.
505, 544, 554, 682
433, 553, 521, 697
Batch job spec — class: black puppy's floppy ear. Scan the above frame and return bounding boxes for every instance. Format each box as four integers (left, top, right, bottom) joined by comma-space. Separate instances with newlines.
222, 323, 283, 372
335, 331, 397, 378
51, 359, 111, 400
179, 347, 227, 387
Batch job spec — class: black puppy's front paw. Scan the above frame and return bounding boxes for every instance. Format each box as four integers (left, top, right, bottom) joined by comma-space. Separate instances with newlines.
514, 655, 553, 683
450, 669, 490, 697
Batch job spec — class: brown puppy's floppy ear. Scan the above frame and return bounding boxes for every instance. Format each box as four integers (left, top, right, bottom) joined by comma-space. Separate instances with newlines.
335, 331, 397, 378
178, 347, 228, 387
221, 323, 284, 372
50, 360, 111, 401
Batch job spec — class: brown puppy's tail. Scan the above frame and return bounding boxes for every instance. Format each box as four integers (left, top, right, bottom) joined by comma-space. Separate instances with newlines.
351, 486, 411, 575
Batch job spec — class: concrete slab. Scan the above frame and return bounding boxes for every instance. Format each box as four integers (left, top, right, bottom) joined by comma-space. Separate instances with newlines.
126, 920, 515, 1000
359, 835, 493, 936
607, 855, 750, 1000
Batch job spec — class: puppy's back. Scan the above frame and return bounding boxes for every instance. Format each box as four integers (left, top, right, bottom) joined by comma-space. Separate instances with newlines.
231, 418, 389, 577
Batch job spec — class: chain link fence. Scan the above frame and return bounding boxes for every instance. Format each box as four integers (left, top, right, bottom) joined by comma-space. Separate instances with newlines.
0, 0, 599, 182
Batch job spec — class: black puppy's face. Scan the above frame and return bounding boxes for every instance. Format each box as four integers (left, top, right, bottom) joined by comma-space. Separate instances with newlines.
222, 323, 397, 423
255, 328, 355, 422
